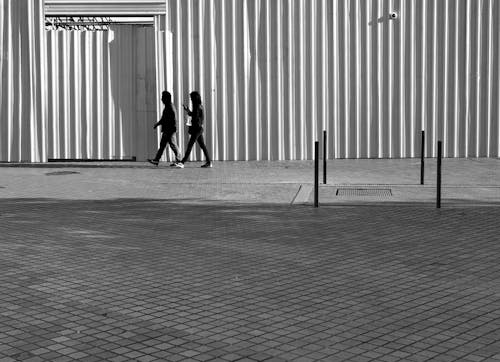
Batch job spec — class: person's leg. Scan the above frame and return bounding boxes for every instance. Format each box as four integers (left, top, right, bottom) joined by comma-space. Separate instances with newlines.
154, 133, 169, 161
196, 134, 212, 163
167, 132, 182, 163
180, 132, 199, 163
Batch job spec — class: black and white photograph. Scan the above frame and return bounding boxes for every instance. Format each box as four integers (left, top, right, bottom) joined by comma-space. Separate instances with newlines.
1, 0, 500, 361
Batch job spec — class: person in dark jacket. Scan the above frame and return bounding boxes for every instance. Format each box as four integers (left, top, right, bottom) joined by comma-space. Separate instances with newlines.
175, 91, 212, 168
148, 91, 182, 166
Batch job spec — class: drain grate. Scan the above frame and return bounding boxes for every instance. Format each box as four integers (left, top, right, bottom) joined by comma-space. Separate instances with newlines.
336, 188, 392, 197
45, 171, 80, 176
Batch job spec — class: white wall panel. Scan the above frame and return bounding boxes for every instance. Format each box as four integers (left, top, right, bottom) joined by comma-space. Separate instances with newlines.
0, 0, 46, 162
2, 0, 500, 161
45, 26, 158, 160
164, 0, 500, 160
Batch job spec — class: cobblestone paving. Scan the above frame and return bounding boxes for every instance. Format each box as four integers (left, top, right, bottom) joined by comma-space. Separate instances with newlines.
1, 198, 500, 361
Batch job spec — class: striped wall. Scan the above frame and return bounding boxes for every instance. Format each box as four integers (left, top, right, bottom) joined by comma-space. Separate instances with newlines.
1, 0, 500, 162
165, 0, 500, 160
45, 26, 158, 160
0, 0, 46, 162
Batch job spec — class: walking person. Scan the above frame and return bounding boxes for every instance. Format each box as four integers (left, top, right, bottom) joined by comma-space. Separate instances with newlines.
175, 91, 212, 168
148, 91, 182, 166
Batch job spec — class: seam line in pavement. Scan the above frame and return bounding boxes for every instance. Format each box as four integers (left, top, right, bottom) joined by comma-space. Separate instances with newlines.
291, 184, 312, 205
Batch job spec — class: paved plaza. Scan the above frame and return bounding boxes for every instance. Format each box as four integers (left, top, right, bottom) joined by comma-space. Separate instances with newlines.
0, 159, 499, 362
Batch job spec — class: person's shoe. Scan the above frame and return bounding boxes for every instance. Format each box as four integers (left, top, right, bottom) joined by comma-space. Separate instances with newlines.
174, 162, 184, 168
201, 162, 213, 168
169, 162, 178, 167
147, 159, 159, 166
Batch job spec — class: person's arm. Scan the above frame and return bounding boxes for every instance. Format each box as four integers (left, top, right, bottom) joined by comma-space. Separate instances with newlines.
154, 109, 166, 129
172, 106, 177, 125
183, 104, 192, 116
198, 107, 204, 126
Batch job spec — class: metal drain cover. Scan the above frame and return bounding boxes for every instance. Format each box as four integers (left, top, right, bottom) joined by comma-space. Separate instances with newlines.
45, 171, 80, 176
336, 188, 392, 197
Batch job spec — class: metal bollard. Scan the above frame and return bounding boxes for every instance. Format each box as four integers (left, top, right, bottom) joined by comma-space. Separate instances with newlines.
314, 141, 319, 208
420, 130, 425, 185
323, 130, 327, 184
437, 140, 442, 208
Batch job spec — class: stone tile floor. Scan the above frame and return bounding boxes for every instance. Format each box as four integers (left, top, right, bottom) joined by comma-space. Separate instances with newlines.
0, 159, 499, 361
1, 197, 500, 361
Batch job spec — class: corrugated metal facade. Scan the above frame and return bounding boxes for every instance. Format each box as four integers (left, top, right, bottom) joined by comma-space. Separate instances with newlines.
46, 26, 158, 160
1, 0, 500, 161
165, 0, 500, 160
45, 0, 166, 16
0, 0, 46, 162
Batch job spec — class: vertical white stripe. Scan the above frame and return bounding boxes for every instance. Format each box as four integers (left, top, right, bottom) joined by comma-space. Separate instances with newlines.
410, 0, 416, 157
366, 0, 371, 158
321, 0, 328, 152
432, 0, 438, 155
422, 0, 428, 154
333, 0, 339, 158
254, 0, 261, 160
299, 0, 305, 159
154, 17, 162, 158
28, 1, 36, 161
345, 0, 350, 157
107, 32, 114, 157
377, 0, 383, 157
96, 32, 102, 157
265, 0, 271, 159
443, 0, 449, 157
400, 0, 406, 158
388, 0, 394, 158
210, 0, 217, 160
310, 0, 317, 150
288, 0, 294, 159
187, 0, 193, 92
486, 0, 492, 157
199, 2, 205, 103
465, 0, 471, 157
475, 0, 483, 157
243, 0, 250, 160
232, 0, 238, 160
453, 0, 460, 157
63, 32, 69, 157
277, 0, 283, 160
86, 32, 92, 157
498, 0, 500, 156
74, 32, 81, 158
0, 1, 4, 160
221, 1, 228, 160
355, 0, 361, 158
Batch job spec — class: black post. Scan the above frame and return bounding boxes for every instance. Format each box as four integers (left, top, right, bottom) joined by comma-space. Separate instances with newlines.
323, 130, 327, 184
420, 130, 425, 185
437, 141, 442, 209
314, 141, 319, 208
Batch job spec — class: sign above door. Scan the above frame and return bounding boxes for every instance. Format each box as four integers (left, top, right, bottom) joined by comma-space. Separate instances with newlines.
44, 0, 166, 16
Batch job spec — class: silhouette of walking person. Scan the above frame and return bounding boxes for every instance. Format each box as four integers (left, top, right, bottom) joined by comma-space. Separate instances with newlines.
148, 91, 182, 166
175, 91, 212, 168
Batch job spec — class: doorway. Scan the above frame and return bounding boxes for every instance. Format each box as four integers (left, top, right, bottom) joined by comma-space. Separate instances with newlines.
45, 16, 158, 161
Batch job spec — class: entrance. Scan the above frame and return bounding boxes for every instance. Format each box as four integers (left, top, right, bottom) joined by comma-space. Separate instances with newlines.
44, 15, 162, 161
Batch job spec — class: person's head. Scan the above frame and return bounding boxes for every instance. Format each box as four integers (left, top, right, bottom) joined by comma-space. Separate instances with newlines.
161, 91, 171, 105
190, 91, 202, 106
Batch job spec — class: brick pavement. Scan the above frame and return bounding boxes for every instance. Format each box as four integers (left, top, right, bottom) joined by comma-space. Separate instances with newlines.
0, 160, 500, 361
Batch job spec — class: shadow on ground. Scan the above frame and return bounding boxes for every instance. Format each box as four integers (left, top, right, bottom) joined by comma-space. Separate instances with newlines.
1, 198, 500, 361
